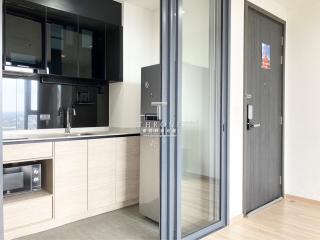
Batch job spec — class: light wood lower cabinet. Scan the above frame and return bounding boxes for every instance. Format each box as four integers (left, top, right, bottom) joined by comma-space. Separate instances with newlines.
4, 191, 53, 231
116, 136, 140, 202
88, 138, 116, 210
87, 136, 140, 210
3, 136, 140, 239
3, 142, 53, 163
54, 140, 88, 220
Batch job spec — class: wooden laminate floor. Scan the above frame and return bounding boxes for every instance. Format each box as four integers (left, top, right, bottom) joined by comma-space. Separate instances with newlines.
206, 197, 320, 240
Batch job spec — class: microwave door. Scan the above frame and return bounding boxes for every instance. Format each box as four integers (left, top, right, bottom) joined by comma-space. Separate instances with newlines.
22, 165, 33, 191
3, 171, 24, 194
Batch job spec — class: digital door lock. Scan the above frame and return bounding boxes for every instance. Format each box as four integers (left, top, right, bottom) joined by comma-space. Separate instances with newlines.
247, 104, 261, 130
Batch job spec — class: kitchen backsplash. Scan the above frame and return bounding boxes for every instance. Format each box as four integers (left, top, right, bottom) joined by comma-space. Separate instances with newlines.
2, 77, 109, 131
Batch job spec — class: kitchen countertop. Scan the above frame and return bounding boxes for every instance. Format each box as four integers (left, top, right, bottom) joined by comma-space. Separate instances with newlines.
3, 127, 140, 145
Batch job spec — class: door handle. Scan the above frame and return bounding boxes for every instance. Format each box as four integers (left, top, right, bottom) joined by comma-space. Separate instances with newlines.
247, 121, 261, 130
253, 123, 261, 128
247, 104, 261, 130
151, 102, 167, 121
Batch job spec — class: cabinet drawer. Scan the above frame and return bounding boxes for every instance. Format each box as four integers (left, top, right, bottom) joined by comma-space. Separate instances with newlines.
4, 193, 53, 231
3, 142, 53, 163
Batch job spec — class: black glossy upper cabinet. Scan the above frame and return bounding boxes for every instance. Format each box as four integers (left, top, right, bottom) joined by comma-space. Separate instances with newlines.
4, 0, 46, 69
46, 8, 78, 78
78, 17, 106, 80
4, 0, 123, 83
27, 0, 121, 26
106, 24, 123, 83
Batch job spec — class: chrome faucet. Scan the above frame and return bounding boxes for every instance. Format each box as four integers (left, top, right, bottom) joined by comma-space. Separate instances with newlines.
65, 107, 76, 133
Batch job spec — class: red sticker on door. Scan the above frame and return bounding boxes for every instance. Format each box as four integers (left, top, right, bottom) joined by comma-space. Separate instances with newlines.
261, 43, 271, 70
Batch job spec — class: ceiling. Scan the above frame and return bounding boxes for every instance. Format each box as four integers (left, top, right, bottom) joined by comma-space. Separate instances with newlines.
115, 0, 319, 13
274, 0, 319, 12
116, 0, 319, 12
114, 0, 159, 10
115, 0, 320, 12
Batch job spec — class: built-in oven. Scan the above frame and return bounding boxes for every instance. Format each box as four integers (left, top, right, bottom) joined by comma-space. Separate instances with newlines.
3, 163, 42, 196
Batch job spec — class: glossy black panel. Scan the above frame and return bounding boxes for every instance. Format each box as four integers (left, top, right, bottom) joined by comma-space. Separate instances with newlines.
106, 24, 123, 82
26, 0, 122, 26
79, 17, 106, 80
2, 78, 109, 131
3, 0, 123, 83
4, 0, 46, 68
46, 8, 78, 77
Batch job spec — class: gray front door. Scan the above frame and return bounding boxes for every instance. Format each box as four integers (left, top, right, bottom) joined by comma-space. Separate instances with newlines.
244, 4, 284, 214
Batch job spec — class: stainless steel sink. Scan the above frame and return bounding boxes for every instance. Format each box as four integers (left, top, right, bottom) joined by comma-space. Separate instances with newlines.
67, 133, 96, 137
27, 133, 67, 139
80, 133, 96, 136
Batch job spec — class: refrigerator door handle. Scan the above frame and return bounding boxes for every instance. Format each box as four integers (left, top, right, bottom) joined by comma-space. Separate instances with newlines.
151, 102, 167, 121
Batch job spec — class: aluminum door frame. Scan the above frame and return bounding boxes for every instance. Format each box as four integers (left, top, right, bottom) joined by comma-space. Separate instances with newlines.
0, 0, 4, 239
160, 0, 178, 239
243, 1, 286, 216
160, 0, 230, 239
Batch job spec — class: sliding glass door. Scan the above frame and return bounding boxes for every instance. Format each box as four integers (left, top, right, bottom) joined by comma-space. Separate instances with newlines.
180, 0, 228, 237
160, 0, 229, 239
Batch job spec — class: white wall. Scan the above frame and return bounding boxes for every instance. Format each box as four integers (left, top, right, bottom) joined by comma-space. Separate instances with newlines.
109, 3, 160, 128
284, 2, 320, 201
229, 0, 288, 219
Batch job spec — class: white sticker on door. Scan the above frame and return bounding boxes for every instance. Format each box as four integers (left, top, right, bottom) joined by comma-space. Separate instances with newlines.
261, 43, 271, 70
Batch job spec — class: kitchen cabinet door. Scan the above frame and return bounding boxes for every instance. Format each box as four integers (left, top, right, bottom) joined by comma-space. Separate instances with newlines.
88, 138, 116, 210
46, 8, 78, 77
4, 0, 46, 69
106, 24, 123, 82
115, 137, 140, 202
79, 17, 106, 80
55, 140, 87, 219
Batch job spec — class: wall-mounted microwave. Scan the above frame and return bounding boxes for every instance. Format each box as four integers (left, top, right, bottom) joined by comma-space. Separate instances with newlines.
3, 163, 42, 196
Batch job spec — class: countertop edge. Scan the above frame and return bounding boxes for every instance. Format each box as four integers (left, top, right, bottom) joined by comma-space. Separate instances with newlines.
3, 133, 141, 145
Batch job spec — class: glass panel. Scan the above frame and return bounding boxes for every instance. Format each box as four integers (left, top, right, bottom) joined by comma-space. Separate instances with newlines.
79, 17, 106, 80
2, 78, 17, 131
47, 9, 78, 77
181, 0, 220, 236
30, 80, 38, 111
16, 79, 27, 129
2, 78, 109, 131
5, 1, 45, 68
